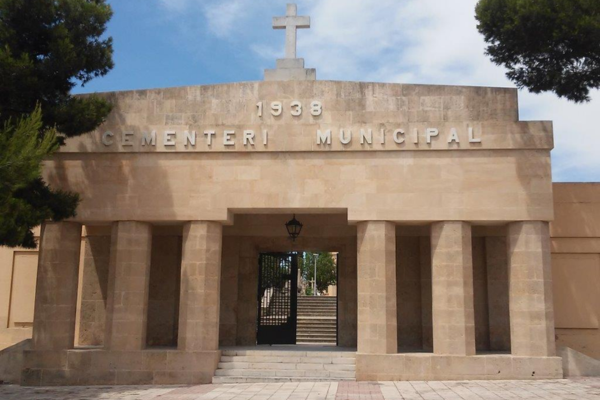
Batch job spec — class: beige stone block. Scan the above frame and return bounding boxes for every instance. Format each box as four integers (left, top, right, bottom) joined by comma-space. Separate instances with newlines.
178, 221, 223, 351
32, 222, 82, 351
104, 222, 152, 351
357, 221, 397, 354
431, 221, 476, 356
508, 221, 556, 357
115, 370, 153, 385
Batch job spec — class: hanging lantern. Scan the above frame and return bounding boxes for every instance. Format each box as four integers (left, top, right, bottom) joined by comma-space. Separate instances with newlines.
285, 214, 303, 242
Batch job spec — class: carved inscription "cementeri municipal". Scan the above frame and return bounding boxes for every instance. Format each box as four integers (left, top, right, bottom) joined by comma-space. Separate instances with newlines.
99, 99, 483, 149
100, 127, 482, 148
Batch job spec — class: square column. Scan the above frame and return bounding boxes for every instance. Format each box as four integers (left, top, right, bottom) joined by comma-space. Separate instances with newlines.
178, 221, 223, 351
431, 221, 476, 356
507, 221, 556, 357
357, 221, 397, 354
32, 222, 82, 350
104, 221, 152, 351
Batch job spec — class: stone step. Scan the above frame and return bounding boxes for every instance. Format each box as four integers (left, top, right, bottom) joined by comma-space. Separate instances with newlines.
296, 338, 337, 343
297, 320, 337, 324
296, 342, 337, 346
297, 314, 336, 318
297, 300, 337, 304
213, 376, 354, 383
213, 348, 355, 384
214, 369, 355, 379
297, 333, 337, 337
220, 356, 355, 364
296, 325, 337, 334
298, 311, 336, 315
297, 324, 336, 329
298, 296, 337, 300
221, 349, 355, 358
217, 362, 355, 371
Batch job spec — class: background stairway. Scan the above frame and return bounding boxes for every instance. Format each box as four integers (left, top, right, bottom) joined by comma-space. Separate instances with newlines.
212, 348, 355, 383
297, 296, 337, 345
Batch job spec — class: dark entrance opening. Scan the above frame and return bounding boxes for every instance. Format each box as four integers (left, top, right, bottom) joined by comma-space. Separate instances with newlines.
256, 253, 299, 345
256, 251, 339, 346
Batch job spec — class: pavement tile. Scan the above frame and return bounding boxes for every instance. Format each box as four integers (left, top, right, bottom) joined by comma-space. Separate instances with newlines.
1, 379, 600, 400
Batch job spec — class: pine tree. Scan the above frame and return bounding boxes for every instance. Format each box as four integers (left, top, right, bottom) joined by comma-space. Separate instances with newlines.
476, 0, 600, 102
0, 107, 79, 248
0, 0, 114, 247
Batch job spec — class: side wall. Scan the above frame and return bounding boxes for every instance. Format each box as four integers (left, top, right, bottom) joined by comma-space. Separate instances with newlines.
551, 183, 600, 359
0, 228, 39, 351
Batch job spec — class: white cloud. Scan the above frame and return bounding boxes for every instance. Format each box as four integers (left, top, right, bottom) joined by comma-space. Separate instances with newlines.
203, 0, 247, 38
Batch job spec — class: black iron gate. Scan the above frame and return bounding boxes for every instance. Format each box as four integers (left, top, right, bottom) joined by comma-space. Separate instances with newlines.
257, 253, 298, 345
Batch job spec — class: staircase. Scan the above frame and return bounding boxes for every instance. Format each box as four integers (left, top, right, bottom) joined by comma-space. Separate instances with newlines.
212, 348, 355, 383
297, 296, 337, 345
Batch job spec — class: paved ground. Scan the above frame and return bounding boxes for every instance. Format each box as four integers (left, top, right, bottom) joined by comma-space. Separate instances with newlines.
0, 379, 599, 400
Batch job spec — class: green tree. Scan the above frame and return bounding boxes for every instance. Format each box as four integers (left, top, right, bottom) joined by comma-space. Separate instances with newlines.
475, 0, 600, 102
0, 0, 114, 248
300, 252, 337, 294
0, 107, 79, 248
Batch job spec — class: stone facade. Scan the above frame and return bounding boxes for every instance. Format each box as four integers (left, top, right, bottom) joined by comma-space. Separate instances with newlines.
0, 79, 570, 384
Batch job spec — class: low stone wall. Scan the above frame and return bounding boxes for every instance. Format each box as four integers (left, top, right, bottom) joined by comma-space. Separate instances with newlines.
356, 354, 563, 381
0, 339, 31, 384
560, 347, 600, 377
21, 349, 221, 386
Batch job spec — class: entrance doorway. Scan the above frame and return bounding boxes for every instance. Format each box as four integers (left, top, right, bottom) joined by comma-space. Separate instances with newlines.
256, 253, 298, 345
256, 252, 338, 346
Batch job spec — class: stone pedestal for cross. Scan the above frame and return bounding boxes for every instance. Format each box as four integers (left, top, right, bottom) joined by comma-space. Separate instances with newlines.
265, 4, 316, 81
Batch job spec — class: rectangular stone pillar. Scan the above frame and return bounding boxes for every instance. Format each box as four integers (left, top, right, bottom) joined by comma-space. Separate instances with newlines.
77, 234, 111, 347
104, 221, 152, 351
507, 221, 556, 357
357, 221, 397, 354
431, 221, 476, 356
178, 221, 223, 351
32, 222, 82, 350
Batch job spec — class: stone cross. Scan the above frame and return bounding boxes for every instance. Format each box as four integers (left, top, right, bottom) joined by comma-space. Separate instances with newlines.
273, 4, 310, 59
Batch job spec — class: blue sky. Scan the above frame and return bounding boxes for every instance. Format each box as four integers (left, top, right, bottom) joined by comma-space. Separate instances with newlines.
74, 0, 600, 182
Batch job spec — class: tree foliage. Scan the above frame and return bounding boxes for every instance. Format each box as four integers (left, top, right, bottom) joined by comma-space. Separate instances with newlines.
300, 252, 337, 294
0, 0, 114, 138
0, 0, 114, 248
0, 107, 79, 248
475, 0, 600, 102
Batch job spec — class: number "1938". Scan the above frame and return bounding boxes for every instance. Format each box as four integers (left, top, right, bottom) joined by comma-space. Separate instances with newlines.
256, 101, 322, 117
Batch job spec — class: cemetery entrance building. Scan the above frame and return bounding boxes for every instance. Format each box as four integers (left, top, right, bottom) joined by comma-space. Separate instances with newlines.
18, 3, 565, 386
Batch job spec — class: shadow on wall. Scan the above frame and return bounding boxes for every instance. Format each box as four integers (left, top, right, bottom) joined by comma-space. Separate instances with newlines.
44, 91, 182, 348
0, 339, 31, 384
